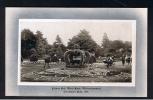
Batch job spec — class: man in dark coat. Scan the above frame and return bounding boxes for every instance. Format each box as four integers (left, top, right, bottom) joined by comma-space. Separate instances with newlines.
122, 55, 126, 66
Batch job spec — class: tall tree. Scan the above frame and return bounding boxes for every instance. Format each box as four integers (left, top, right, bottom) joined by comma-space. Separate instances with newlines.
102, 33, 110, 48
53, 34, 63, 48
67, 29, 98, 51
110, 40, 124, 50
124, 41, 132, 49
21, 29, 36, 58
56, 34, 62, 43
52, 35, 66, 59
35, 30, 48, 58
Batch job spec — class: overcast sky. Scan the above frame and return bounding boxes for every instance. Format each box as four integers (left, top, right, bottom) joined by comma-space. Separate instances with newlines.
20, 19, 134, 46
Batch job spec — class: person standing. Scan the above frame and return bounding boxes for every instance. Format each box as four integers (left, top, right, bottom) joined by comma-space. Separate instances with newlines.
122, 55, 126, 66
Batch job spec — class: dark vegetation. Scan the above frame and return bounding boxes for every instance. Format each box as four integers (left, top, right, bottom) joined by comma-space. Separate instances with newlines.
21, 29, 132, 60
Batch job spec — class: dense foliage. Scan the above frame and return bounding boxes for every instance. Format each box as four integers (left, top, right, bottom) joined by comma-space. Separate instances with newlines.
67, 29, 97, 51
21, 29, 132, 59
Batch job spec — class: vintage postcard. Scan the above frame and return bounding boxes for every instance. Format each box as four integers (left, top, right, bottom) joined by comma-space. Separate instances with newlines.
18, 19, 136, 86
6, 8, 147, 97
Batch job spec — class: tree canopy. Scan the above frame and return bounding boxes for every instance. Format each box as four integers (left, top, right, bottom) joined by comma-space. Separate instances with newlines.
21, 29, 36, 58
102, 32, 110, 48
67, 29, 98, 51
52, 35, 66, 59
21, 28, 132, 59
101, 33, 132, 57
35, 30, 49, 58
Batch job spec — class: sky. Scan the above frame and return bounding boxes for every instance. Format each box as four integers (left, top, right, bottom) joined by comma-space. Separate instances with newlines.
20, 19, 135, 46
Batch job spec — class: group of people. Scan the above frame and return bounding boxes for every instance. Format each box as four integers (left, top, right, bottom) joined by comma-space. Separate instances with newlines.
103, 54, 132, 68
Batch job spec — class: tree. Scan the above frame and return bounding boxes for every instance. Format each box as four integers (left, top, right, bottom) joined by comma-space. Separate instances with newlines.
108, 40, 132, 57
124, 41, 132, 49
101, 33, 112, 56
95, 45, 104, 57
53, 34, 63, 48
21, 29, 36, 58
67, 29, 98, 51
110, 40, 124, 50
52, 35, 66, 59
35, 30, 49, 58
101, 33, 110, 48
56, 34, 62, 43
30, 48, 37, 55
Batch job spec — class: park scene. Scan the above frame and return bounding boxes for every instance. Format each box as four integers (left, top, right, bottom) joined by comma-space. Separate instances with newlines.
20, 20, 133, 82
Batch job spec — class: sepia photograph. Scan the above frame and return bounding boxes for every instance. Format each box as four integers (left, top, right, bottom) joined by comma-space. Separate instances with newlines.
18, 19, 136, 85
5, 8, 147, 96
